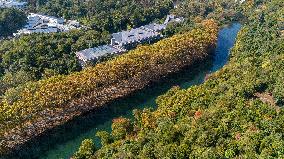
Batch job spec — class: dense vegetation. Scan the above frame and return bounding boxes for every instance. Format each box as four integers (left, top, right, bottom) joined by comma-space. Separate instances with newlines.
0, 0, 243, 98
0, 8, 27, 37
0, 0, 174, 98
0, 30, 109, 95
174, 0, 242, 22
1, 0, 283, 158
24, 0, 244, 35
26, 0, 173, 32
73, 0, 284, 158
0, 20, 218, 155
163, 0, 243, 36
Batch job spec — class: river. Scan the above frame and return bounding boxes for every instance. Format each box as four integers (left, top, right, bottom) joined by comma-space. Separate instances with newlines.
19, 23, 241, 159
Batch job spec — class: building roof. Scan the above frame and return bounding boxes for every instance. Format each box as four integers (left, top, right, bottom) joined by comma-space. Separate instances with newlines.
20, 27, 58, 33
142, 23, 166, 32
76, 45, 124, 61
29, 13, 64, 24
112, 27, 160, 46
75, 14, 184, 63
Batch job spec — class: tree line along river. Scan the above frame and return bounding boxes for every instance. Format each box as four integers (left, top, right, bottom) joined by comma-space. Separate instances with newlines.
8, 23, 242, 159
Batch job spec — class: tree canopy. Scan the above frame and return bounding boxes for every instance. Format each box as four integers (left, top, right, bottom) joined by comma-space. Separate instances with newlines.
0, 20, 218, 155
0, 8, 27, 37
0, 30, 110, 95
74, 0, 284, 158
0, 0, 174, 98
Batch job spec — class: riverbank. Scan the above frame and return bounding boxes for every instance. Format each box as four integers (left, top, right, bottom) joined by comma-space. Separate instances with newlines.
3, 58, 213, 159
3, 23, 241, 159
73, 23, 242, 159
0, 20, 218, 157
89, 2, 283, 156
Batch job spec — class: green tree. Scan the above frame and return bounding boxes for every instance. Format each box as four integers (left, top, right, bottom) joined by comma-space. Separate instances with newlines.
0, 8, 27, 37
73, 139, 96, 159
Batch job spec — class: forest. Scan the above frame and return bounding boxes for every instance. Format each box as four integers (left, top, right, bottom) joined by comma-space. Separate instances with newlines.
0, 0, 283, 158
72, 0, 284, 158
164, 0, 243, 36
0, 19, 218, 155
0, 0, 173, 98
0, 0, 242, 108
0, 30, 109, 95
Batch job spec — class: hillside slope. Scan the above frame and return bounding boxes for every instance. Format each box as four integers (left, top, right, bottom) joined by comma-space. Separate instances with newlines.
74, 0, 284, 158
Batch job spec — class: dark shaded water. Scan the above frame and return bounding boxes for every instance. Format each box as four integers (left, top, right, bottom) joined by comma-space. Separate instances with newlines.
9, 23, 241, 159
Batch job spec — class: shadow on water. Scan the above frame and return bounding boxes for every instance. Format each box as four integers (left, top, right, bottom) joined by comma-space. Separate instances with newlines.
5, 23, 241, 159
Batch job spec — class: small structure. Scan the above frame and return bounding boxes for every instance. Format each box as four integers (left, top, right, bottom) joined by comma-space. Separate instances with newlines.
164, 15, 185, 25
235, 0, 246, 3
0, 0, 27, 9
13, 13, 81, 36
67, 20, 80, 28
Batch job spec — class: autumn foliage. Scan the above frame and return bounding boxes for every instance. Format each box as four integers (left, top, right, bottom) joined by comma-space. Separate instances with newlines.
0, 20, 218, 154
77, 0, 283, 158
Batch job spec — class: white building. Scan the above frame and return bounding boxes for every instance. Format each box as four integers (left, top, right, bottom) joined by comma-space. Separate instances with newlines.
14, 13, 81, 36
28, 13, 65, 24
0, 0, 27, 9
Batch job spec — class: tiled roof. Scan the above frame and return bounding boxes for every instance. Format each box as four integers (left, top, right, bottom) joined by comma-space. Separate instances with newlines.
112, 27, 160, 46
142, 23, 167, 32
76, 45, 124, 61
